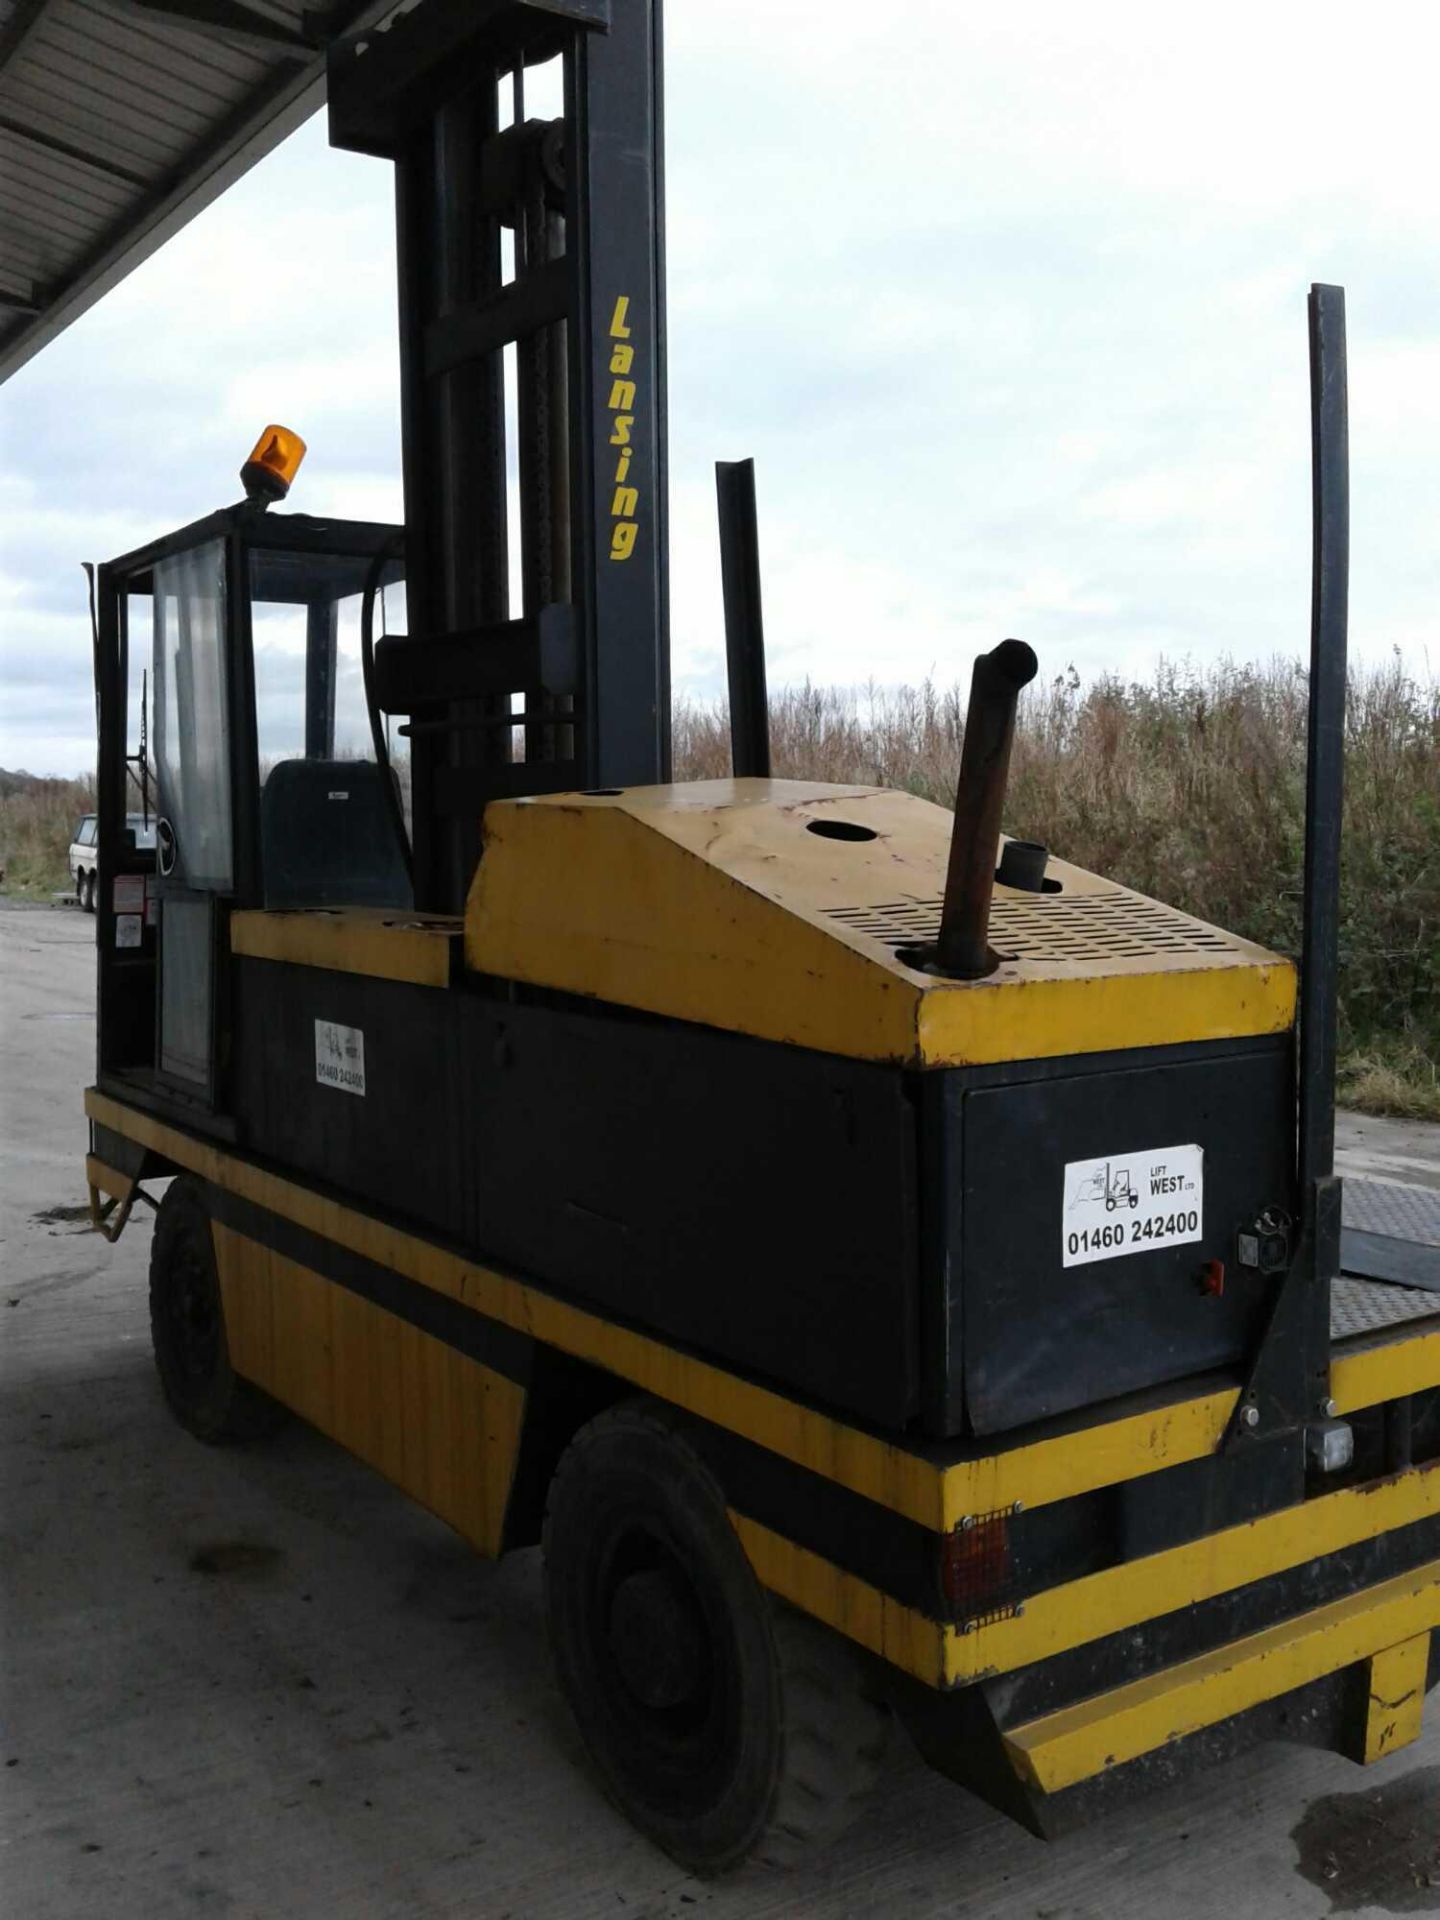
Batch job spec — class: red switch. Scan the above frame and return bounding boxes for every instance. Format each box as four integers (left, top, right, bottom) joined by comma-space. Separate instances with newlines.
1198, 1259, 1225, 1298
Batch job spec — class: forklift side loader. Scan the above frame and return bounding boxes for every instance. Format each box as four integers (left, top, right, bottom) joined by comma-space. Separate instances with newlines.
84, 0, 1440, 1874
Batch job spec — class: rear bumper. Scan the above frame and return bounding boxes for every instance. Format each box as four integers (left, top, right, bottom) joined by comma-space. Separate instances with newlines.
1005, 1556, 1440, 1794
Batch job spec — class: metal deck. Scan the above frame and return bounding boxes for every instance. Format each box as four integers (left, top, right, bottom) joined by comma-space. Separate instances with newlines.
1334, 1175, 1440, 1335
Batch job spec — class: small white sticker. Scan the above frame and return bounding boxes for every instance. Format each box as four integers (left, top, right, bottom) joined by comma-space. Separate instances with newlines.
113, 874, 144, 914
315, 1019, 366, 1096
1062, 1143, 1203, 1267
115, 913, 143, 949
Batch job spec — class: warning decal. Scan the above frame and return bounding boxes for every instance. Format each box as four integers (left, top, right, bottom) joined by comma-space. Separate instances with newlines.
315, 1019, 366, 1096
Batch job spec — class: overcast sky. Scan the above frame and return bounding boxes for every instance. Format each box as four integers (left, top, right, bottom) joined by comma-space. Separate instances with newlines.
3, 0, 1439, 775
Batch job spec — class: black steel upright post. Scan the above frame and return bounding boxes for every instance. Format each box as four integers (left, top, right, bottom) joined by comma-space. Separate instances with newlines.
568, 0, 669, 788
1297, 282, 1349, 1397
1222, 283, 1348, 1449
715, 458, 770, 779
94, 563, 122, 1071
304, 599, 338, 759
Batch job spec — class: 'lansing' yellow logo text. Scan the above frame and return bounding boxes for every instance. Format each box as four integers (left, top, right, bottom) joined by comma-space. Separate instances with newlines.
606, 295, 639, 561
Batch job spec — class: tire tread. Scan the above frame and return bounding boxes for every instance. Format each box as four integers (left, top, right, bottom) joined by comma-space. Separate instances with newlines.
543, 1396, 888, 1874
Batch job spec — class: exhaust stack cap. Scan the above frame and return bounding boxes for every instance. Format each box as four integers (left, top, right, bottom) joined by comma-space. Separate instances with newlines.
997, 838, 1049, 893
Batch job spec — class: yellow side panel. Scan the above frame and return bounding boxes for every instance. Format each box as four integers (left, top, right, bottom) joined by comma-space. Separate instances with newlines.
213, 1223, 524, 1556
1363, 1633, 1430, 1765
1005, 1560, 1440, 1794
230, 907, 460, 988
916, 963, 1296, 1067
945, 1455, 1440, 1685
469, 792, 916, 1062
465, 782, 1295, 1068
1334, 1328, 1440, 1413
730, 1511, 948, 1688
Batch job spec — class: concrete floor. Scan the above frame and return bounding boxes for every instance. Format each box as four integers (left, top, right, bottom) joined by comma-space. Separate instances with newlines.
1, 897, 1436, 1920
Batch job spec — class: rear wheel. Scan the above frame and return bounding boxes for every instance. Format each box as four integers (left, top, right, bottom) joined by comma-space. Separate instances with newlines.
149, 1177, 284, 1443
80, 870, 95, 912
543, 1399, 889, 1874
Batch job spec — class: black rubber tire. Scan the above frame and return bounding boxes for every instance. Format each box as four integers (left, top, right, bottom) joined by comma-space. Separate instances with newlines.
542, 1399, 889, 1874
148, 1177, 285, 1444
81, 870, 95, 913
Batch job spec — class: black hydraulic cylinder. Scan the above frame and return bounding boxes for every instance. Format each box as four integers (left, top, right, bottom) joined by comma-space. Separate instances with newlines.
715, 458, 771, 780
934, 639, 1038, 977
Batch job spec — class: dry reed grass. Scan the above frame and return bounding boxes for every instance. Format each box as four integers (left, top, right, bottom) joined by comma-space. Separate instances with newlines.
676, 656, 1439, 1117
4, 658, 1433, 1115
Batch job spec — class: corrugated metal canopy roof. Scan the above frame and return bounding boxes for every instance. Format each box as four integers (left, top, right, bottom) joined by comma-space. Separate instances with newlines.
0, 0, 392, 382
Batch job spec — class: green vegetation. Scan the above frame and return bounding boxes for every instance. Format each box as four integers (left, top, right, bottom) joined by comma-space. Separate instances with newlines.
0, 770, 92, 897
675, 656, 1439, 1120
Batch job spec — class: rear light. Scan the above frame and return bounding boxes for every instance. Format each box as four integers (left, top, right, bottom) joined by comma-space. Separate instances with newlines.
942, 1508, 1019, 1627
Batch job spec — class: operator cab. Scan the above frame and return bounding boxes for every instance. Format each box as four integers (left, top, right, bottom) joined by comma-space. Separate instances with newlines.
92, 470, 407, 1119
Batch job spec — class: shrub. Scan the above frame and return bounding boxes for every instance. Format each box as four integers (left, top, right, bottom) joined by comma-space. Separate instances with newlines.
674, 656, 1439, 1113
0, 771, 94, 895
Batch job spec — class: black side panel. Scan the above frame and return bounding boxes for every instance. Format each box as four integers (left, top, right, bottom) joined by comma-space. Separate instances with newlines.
957, 1043, 1292, 1434
469, 1000, 919, 1429
232, 961, 469, 1242
231, 967, 919, 1430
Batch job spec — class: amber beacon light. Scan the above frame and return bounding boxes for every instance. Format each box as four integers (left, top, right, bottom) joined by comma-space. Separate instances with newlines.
240, 424, 307, 505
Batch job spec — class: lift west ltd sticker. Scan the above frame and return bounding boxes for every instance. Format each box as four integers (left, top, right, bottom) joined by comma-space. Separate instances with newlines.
315, 1019, 365, 1097
1062, 1143, 1203, 1267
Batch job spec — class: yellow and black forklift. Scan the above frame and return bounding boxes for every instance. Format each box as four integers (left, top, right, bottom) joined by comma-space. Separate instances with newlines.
84, 0, 1440, 1873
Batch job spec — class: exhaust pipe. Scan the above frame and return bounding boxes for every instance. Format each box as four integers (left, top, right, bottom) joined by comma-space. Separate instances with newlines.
715, 458, 772, 779
933, 638, 1039, 978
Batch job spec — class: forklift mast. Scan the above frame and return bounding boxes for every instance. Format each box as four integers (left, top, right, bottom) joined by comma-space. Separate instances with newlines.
328, 0, 670, 913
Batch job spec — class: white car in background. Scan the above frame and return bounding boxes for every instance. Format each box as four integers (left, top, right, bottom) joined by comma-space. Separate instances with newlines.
68, 812, 156, 912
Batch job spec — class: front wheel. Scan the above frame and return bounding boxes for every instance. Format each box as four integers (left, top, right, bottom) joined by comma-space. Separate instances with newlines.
80, 870, 95, 912
543, 1399, 889, 1874
149, 1177, 285, 1443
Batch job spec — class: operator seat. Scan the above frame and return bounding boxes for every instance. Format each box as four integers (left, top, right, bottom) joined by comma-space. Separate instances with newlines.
260, 759, 412, 911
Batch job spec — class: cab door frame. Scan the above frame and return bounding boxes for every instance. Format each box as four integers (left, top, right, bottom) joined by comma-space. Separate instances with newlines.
93, 506, 405, 1132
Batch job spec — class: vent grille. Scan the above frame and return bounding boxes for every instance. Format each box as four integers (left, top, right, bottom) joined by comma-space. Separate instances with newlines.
824, 889, 1237, 964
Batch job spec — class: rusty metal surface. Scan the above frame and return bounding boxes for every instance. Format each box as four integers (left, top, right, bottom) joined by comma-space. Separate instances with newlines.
934, 639, 1037, 978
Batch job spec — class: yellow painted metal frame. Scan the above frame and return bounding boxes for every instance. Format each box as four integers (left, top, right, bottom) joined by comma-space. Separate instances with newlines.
465, 782, 1296, 1067
1362, 1632, 1431, 1764
733, 1454, 1440, 1688
1004, 1559, 1440, 1793
230, 908, 461, 987
213, 1223, 524, 1553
